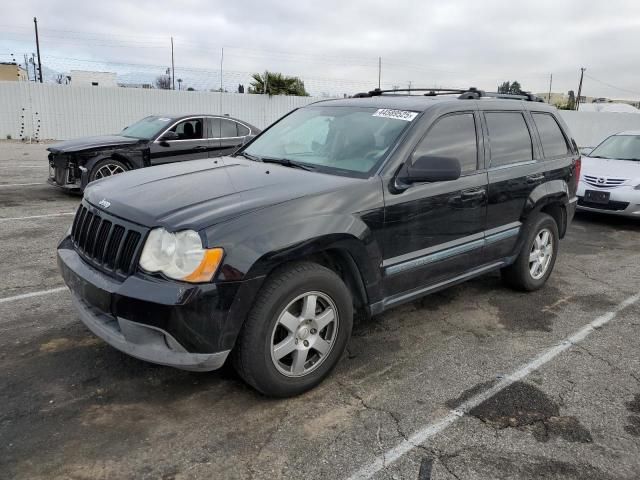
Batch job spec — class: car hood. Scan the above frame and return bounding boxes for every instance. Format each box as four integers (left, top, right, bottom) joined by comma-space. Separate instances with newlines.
48, 135, 142, 153
84, 157, 362, 230
582, 156, 640, 183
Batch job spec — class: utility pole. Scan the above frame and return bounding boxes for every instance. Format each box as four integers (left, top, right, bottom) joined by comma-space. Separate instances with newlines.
547, 73, 553, 104
171, 36, 175, 90
220, 47, 224, 92
378, 57, 381, 89
33, 17, 43, 83
576, 67, 586, 111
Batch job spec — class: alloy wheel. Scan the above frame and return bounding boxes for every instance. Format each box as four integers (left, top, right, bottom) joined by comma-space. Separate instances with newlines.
270, 291, 339, 377
529, 228, 554, 280
94, 163, 126, 179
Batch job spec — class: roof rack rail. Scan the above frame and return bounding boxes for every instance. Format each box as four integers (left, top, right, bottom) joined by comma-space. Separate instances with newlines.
355, 88, 468, 97
353, 87, 545, 102
460, 89, 545, 102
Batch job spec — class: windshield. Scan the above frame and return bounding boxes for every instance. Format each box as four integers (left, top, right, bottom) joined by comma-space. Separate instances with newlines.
121, 116, 174, 140
243, 106, 415, 177
589, 135, 640, 161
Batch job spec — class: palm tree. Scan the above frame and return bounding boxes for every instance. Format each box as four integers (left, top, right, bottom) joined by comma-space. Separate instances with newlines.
249, 71, 309, 96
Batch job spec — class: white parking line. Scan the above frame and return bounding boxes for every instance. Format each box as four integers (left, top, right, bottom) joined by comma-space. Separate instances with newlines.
348, 291, 640, 480
0, 212, 75, 222
0, 286, 67, 305
0, 183, 43, 187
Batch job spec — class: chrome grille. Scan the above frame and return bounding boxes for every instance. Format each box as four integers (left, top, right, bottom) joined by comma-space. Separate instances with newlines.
583, 175, 626, 188
70, 203, 145, 276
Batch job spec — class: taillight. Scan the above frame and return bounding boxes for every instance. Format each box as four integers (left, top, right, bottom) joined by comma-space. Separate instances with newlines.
574, 156, 581, 180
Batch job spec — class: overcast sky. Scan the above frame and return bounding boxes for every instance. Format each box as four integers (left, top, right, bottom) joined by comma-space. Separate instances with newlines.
3, 0, 640, 98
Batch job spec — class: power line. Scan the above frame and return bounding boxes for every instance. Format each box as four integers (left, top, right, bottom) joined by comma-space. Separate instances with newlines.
583, 73, 640, 98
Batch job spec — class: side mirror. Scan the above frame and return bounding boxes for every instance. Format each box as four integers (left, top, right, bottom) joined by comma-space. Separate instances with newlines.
159, 131, 179, 142
399, 155, 461, 184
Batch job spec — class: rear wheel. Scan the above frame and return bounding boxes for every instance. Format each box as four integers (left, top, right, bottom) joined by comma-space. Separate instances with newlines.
89, 158, 128, 182
501, 213, 559, 291
232, 262, 353, 397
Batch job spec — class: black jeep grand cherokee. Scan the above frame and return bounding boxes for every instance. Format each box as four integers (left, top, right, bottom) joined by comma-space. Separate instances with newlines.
58, 88, 580, 397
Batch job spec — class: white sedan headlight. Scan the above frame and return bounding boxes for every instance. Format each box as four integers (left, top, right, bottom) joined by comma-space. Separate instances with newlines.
139, 228, 223, 283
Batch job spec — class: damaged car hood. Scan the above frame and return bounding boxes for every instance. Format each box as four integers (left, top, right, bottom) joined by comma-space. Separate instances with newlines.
48, 135, 143, 153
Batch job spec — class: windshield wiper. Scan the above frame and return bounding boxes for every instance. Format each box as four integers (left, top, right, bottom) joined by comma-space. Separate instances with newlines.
261, 157, 315, 171
234, 151, 261, 162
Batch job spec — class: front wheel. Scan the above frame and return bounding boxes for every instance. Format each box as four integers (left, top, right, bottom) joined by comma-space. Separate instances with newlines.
89, 158, 129, 182
501, 213, 559, 291
232, 262, 353, 397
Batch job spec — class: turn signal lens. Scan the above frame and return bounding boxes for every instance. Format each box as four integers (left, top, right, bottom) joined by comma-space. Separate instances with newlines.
183, 248, 225, 283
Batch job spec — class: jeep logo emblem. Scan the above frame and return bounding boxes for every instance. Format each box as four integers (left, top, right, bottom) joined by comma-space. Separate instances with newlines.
98, 199, 111, 209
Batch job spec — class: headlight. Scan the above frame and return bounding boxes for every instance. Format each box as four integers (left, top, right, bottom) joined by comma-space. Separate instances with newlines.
634, 184, 640, 190
139, 228, 223, 283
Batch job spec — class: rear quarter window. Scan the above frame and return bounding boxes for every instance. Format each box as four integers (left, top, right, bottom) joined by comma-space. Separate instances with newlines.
532, 113, 570, 158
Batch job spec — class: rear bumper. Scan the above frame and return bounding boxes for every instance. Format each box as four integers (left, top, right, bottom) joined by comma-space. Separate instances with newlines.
57, 236, 263, 371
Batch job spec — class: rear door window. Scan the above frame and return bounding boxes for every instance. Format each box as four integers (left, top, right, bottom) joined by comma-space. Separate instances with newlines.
412, 113, 478, 173
485, 112, 533, 167
532, 113, 570, 158
208, 118, 221, 138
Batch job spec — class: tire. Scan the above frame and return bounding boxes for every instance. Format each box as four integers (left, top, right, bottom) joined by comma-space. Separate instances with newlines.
89, 158, 129, 182
501, 213, 559, 292
232, 262, 353, 397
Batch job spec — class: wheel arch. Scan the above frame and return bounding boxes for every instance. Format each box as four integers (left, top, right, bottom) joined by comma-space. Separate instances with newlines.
242, 234, 381, 316
521, 180, 570, 238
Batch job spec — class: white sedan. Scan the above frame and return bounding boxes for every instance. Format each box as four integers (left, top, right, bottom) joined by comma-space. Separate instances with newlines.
577, 130, 640, 217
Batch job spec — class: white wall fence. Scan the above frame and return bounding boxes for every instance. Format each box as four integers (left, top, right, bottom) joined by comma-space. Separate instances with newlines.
558, 110, 640, 148
0, 81, 320, 141
1, 81, 640, 147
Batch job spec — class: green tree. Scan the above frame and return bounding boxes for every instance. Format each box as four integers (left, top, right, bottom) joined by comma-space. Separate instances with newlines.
558, 90, 576, 110
497, 80, 524, 95
497, 81, 511, 94
248, 71, 309, 96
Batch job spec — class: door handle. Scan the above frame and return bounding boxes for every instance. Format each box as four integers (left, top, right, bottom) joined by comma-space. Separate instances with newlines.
193, 145, 207, 150
461, 189, 486, 199
526, 174, 544, 183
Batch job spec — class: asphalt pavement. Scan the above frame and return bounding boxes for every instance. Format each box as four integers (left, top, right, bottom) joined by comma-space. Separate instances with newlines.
1, 141, 639, 480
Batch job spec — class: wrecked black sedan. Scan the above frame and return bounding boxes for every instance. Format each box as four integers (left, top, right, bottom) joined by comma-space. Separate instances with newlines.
47, 114, 260, 192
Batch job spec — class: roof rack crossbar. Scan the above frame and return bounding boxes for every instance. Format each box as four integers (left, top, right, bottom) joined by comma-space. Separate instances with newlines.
354, 87, 545, 102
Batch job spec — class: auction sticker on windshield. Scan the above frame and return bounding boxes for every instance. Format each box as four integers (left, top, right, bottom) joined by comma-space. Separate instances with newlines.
373, 109, 419, 121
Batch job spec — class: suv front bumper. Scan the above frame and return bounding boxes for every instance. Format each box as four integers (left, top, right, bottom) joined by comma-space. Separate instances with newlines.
70, 293, 229, 371
57, 237, 261, 371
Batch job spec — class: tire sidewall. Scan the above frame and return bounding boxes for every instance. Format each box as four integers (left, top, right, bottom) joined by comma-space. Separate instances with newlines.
249, 268, 352, 396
